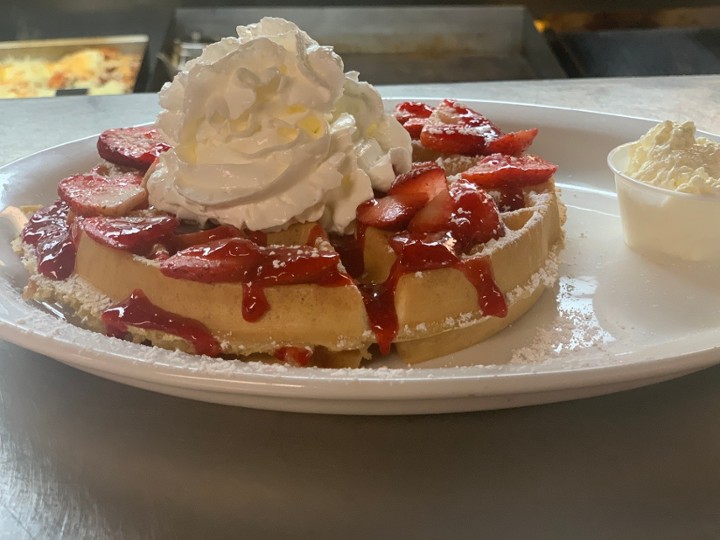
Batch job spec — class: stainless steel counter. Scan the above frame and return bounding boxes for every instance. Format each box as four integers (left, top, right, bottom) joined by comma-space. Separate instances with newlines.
1, 76, 720, 538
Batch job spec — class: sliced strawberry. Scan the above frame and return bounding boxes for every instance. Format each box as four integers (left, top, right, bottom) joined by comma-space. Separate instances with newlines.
97, 126, 171, 171
404, 176, 506, 252
170, 224, 244, 252
420, 123, 488, 156
160, 240, 342, 286
273, 346, 313, 367
160, 238, 262, 283
420, 99, 501, 156
407, 189, 454, 234
388, 161, 447, 202
435, 99, 498, 128
449, 180, 505, 252
461, 153, 558, 189
81, 214, 179, 255
403, 118, 428, 139
36, 224, 76, 280
486, 128, 538, 156
256, 246, 342, 285
356, 192, 426, 230
21, 200, 77, 280
394, 101, 434, 124
390, 231, 459, 269
58, 164, 147, 217
21, 199, 70, 247
394, 101, 434, 139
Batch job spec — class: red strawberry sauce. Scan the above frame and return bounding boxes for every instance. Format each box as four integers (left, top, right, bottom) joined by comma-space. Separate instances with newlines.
101, 289, 221, 356
159, 240, 352, 323
358, 231, 506, 355
23, 195, 508, 358
21, 200, 76, 280
273, 346, 313, 367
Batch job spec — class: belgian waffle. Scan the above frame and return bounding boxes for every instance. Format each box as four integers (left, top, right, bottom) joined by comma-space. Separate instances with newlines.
15, 100, 564, 368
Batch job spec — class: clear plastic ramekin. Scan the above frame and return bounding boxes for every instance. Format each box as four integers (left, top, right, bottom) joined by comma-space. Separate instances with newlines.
608, 142, 720, 263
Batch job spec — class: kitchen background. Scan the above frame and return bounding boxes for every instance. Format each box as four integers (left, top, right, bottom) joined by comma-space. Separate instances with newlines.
2, 1, 720, 92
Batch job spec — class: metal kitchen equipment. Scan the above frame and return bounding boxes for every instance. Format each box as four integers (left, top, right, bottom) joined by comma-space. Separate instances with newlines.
151, 6, 565, 90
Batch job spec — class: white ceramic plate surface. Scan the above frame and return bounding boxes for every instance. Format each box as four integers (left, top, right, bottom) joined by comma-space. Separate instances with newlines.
0, 99, 718, 415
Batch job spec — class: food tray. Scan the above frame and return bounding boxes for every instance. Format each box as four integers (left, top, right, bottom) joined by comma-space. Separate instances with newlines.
151, 6, 565, 90
0, 35, 149, 96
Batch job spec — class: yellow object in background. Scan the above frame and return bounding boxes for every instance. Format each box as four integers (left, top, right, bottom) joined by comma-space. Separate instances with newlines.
0, 46, 141, 98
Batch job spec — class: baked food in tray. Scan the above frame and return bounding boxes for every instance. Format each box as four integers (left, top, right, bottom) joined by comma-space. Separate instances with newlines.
0, 42, 143, 98
14, 98, 563, 368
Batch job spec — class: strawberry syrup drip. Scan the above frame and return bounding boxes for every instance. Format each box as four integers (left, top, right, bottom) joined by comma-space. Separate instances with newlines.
362, 232, 506, 355
21, 199, 77, 280
158, 241, 347, 324
101, 289, 221, 356
359, 281, 398, 356
239, 245, 352, 322
457, 258, 507, 318
241, 282, 269, 322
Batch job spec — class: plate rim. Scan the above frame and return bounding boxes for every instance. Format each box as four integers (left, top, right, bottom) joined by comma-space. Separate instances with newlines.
1, 98, 719, 412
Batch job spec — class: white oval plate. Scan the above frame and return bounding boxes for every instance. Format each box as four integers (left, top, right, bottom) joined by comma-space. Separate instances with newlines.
0, 100, 718, 415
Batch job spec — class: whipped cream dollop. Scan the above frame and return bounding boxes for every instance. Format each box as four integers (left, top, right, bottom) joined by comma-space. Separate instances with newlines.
626, 120, 720, 195
146, 17, 411, 233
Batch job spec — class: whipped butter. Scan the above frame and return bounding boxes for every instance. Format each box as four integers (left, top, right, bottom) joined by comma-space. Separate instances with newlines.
625, 120, 720, 195
610, 120, 720, 262
146, 17, 411, 233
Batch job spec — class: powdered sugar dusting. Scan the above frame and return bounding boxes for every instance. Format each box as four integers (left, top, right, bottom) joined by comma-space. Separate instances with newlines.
1, 175, 616, 385
507, 246, 561, 305
510, 275, 614, 366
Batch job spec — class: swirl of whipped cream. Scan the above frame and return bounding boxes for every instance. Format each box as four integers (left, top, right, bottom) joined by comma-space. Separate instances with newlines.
146, 17, 411, 233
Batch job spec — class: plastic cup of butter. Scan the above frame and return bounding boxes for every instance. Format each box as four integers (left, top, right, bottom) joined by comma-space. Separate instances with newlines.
608, 142, 720, 263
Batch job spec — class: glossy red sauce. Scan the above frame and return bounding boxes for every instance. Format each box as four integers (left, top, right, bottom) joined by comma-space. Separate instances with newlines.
458, 257, 507, 318
362, 231, 506, 354
21, 199, 68, 246
358, 282, 397, 355
273, 346, 313, 367
21, 199, 76, 280
161, 239, 352, 322
24, 192, 508, 358
101, 289, 221, 356
241, 282, 268, 323
82, 214, 179, 256
238, 245, 351, 322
